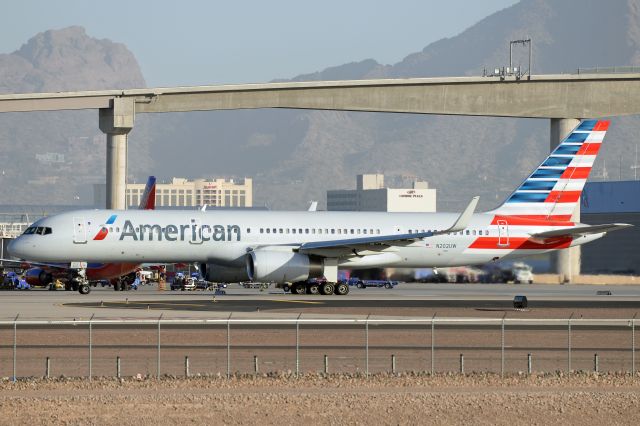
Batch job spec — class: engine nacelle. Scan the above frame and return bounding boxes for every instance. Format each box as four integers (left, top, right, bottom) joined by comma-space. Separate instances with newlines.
202, 262, 249, 283
246, 250, 322, 283
25, 268, 53, 286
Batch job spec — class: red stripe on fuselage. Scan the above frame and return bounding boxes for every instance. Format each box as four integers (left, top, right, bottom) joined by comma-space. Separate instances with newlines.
93, 228, 108, 240
594, 120, 610, 131
490, 216, 574, 226
469, 236, 572, 250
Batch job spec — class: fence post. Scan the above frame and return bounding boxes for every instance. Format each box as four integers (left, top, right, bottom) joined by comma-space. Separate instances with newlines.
45, 357, 50, 379
594, 353, 599, 373
227, 313, 232, 379
391, 354, 396, 374
632, 313, 637, 377
89, 313, 94, 381
116, 356, 121, 378
324, 355, 328, 375
568, 313, 574, 374
12, 314, 18, 382
501, 313, 506, 378
296, 313, 301, 377
157, 313, 163, 379
254, 356, 259, 374
527, 353, 532, 375
365, 314, 370, 377
460, 354, 464, 374
185, 356, 190, 377
431, 313, 436, 375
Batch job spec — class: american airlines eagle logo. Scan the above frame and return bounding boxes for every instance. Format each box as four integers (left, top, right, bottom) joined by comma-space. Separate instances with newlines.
93, 215, 118, 240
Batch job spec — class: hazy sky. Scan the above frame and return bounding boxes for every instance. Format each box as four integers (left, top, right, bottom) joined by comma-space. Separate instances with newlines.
2, 0, 517, 87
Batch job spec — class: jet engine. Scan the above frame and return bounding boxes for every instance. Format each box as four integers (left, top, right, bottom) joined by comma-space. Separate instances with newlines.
200, 262, 249, 283
246, 250, 322, 283
24, 268, 53, 286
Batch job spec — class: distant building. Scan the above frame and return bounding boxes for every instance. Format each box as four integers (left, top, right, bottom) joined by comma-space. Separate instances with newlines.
327, 174, 436, 212
94, 177, 252, 208
580, 180, 640, 274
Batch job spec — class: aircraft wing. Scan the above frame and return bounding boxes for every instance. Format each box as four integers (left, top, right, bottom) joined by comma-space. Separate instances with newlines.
297, 196, 479, 256
530, 223, 632, 239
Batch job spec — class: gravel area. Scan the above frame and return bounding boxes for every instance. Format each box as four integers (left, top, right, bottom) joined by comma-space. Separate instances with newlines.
1, 373, 639, 425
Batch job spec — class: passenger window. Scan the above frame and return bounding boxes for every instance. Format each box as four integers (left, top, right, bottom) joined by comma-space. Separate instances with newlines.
472, 230, 476, 235
292, 229, 296, 234
486, 230, 489, 236
260, 228, 264, 233
465, 230, 470, 235
357, 229, 361, 234
279, 229, 283, 234
247, 228, 251, 233
338, 229, 342, 234
272, 228, 276, 233
312, 229, 316, 234
331, 229, 335, 234
318, 229, 322, 234
376, 229, 380, 234
266, 228, 270, 234
299, 228, 303, 234
350, 229, 354, 234
305, 229, 309, 234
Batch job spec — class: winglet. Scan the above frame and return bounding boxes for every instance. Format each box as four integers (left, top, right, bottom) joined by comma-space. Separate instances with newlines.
446, 196, 479, 233
308, 201, 318, 212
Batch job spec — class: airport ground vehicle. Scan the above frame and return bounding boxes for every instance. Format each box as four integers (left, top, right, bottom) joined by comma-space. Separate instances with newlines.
170, 274, 196, 291
351, 278, 398, 289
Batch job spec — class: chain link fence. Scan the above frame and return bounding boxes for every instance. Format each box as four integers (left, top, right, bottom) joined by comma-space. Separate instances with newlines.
0, 317, 636, 380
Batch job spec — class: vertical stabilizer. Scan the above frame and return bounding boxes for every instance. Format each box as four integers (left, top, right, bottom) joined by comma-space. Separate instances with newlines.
489, 119, 609, 221
138, 176, 156, 210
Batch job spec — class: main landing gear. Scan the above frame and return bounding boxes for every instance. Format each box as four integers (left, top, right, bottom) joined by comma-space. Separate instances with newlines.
290, 281, 349, 296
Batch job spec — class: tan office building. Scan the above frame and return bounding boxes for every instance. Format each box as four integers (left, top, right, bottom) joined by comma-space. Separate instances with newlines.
95, 177, 252, 208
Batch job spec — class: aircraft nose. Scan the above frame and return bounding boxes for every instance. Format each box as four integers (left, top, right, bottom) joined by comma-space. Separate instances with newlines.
7, 237, 27, 259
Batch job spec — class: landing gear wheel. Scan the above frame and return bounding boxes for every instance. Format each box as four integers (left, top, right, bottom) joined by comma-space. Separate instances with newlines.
307, 284, 320, 295
282, 284, 291, 293
320, 282, 335, 295
293, 283, 306, 295
356, 283, 364, 289
335, 282, 349, 296
79, 284, 91, 295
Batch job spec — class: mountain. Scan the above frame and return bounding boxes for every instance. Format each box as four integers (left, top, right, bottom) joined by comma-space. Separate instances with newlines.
0, 26, 150, 205
2, 1, 640, 210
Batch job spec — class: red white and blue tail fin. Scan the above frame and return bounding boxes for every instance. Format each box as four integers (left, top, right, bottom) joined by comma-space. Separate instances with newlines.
138, 176, 156, 210
489, 119, 609, 221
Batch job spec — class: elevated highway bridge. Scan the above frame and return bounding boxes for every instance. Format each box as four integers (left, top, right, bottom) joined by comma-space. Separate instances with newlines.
2, 72, 640, 280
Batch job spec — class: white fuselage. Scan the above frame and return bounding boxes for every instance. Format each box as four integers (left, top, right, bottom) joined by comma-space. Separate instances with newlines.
8, 209, 602, 271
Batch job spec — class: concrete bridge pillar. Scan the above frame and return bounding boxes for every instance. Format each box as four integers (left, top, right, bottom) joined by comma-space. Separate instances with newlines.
550, 118, 581, 283
99, 98, 135, 209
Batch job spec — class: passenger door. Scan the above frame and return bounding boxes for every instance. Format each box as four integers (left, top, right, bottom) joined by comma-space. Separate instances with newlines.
73, 217, 87, 244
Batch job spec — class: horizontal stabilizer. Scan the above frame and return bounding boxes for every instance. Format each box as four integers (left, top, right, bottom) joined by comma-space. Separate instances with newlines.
530, 223, 632, 239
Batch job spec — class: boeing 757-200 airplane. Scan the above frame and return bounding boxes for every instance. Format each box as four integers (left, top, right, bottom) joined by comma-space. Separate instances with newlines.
8, 119, 631, 295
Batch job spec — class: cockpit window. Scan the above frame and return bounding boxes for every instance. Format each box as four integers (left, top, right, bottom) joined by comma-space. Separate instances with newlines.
22, 226, 52, 235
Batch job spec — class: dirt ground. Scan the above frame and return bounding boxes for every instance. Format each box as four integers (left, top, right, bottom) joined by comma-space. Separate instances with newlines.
0, 373, 639, 425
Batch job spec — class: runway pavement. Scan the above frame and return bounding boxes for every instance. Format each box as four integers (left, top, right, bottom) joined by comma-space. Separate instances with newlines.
1, 282, 640, 320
